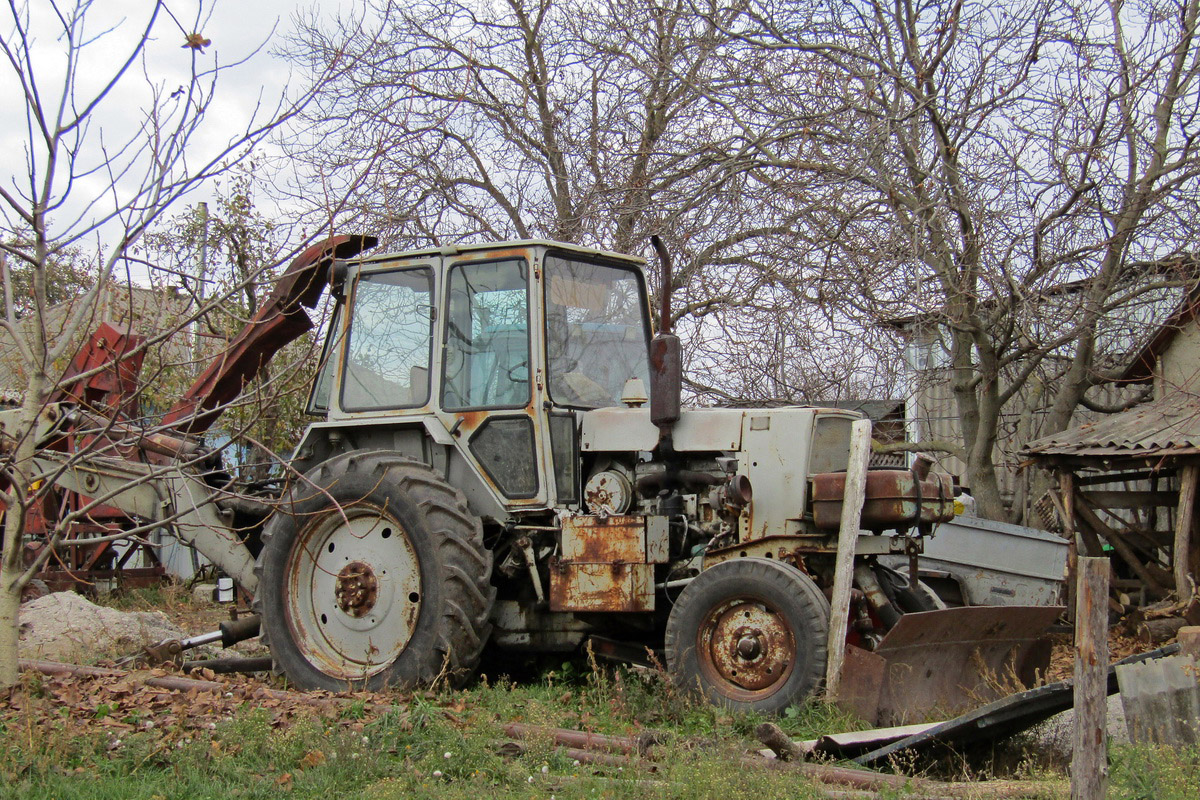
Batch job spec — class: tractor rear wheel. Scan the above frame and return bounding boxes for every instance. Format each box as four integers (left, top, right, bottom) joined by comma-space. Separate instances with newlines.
256, 450, 494, 691
665, 558, 829, 714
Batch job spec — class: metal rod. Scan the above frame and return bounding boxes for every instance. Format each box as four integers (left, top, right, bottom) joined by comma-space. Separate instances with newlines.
182, 656, 274, 674
181, 630, 224, 648
655, 578, 694, 590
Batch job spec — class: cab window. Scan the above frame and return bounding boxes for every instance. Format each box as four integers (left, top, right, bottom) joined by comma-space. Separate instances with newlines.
443, 259, 530, 409
544, 255, 650, 408
340, 268, 434, 411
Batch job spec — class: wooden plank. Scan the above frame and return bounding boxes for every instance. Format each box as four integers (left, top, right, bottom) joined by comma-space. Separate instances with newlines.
825, 418, 872, 700
1072, 556, 1110, 800
1074, 493, 1168, 599
1066, 476, 1103, 558
1174, 464, 1198, 603
1081, 490, 1178, 508
1076, 469, 1164, 487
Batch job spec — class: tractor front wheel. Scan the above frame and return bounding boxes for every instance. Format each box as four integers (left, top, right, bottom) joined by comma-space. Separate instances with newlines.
256, 450, 494, 691
665, 558, 829, 714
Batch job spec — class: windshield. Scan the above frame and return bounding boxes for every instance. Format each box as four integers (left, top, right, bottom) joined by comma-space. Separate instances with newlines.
544, 255, 650, 408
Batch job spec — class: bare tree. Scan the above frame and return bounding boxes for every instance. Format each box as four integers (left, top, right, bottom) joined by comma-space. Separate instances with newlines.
140, 165, 328, 476
287, 0, 884, 402
0, 0, 339, 686
726, 0, 1200, 519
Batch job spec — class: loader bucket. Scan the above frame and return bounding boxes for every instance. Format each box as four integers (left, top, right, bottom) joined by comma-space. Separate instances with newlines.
832, 605, 1063, 725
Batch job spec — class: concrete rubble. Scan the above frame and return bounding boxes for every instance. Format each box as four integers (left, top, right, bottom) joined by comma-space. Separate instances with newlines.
18, 591, 183, 662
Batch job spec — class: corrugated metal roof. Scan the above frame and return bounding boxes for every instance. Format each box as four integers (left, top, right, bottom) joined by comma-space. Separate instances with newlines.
1023, 392, 1200, 459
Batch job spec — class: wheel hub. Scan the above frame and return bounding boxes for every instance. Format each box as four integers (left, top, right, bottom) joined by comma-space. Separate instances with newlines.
702, 600, 796, 693
335, 561, 378, 617
736, 633, 762, 660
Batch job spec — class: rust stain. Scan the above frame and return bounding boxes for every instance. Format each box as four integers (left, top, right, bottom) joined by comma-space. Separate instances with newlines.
548, 562, 653, 612
811, 470, 955, 531
550, 516, 654, 612
704, 534, 826, 568
448, 246, 533, 264
560, 515, 646, 563
334, 560, 378, 618
697, 597, 796, 700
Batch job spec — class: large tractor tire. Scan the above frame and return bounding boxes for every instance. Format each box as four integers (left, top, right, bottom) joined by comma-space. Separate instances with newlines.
256, 450, 494, 691
665, 558, 830, 715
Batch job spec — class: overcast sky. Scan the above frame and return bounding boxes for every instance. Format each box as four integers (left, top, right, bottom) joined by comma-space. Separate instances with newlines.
1, 1, 351, 267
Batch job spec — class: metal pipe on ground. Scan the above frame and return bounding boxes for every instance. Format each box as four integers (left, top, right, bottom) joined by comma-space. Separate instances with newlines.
494, 739, 651, 771
182, 656, 274, 675
500, 722, 663, 755
754, 723, 1066, 799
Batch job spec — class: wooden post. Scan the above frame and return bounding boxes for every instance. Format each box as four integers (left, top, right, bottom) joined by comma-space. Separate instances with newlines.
1174, 463, 1198, 603
825, 419, 872, 699
1061, 470, 1078, 622
1072, 556, 1110, 800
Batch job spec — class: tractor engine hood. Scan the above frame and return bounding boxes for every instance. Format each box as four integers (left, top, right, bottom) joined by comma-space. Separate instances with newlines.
580, 406, 751, 453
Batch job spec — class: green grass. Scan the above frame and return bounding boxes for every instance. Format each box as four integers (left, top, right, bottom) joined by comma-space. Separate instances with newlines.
4, 653, 1196, 800
0, 658, 871, 800
1110, 743, 1200, 800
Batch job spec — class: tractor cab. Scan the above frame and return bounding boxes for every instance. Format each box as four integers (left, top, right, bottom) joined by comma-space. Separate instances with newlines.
305, 241, 653, 511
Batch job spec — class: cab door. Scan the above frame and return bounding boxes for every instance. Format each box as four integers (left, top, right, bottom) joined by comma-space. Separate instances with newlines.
436, 252, 551, 508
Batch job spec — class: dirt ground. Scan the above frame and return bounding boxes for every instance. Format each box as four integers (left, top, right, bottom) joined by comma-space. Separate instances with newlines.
2, 663, 408, 748
6, 586, 407, 743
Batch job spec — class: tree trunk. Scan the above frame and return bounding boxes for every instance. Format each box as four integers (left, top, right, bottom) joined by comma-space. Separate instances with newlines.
0, 563, 20, 687
0, 363, 49, 687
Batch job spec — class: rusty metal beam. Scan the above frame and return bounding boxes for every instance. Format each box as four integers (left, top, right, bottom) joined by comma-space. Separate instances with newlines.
163, 234, 376, 434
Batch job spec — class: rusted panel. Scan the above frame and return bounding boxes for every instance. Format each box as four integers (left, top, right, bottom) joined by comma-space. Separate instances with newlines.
548, 562, 654, 612
645, 516, 670, 563
52, 322, 146, 416
867, 605, 1062, 725
561, 515, 647, 562
552, 514, 659, 611
829, 644, 887, 722
811, 470, 955, 531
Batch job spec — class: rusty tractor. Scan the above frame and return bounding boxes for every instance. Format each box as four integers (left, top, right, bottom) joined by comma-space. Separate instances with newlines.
10, 235, 1059, 719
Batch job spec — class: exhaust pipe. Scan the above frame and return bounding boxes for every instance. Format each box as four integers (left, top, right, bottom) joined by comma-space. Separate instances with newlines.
649, 235, 681, 443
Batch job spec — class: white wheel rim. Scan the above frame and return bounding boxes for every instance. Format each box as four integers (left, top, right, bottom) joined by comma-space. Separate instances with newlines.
284, 503, 422, 681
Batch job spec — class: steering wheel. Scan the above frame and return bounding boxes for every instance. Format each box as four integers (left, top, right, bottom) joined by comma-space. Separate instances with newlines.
506, 360, 529, 383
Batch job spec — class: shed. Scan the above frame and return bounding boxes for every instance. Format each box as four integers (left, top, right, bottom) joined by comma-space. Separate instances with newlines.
1023, 390, 1200, 612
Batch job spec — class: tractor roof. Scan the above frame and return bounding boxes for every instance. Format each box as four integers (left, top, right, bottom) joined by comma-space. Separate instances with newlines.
354, 239, 647, 267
